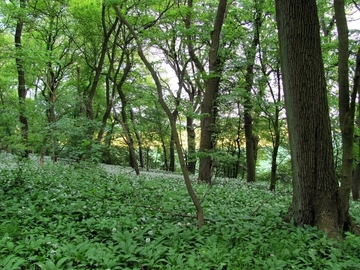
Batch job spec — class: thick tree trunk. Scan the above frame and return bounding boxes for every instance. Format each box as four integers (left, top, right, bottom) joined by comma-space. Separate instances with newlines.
15, 0, 29, 157
275, 0, 344, 238
351, 48, 360, 200
197, 0, 227, 184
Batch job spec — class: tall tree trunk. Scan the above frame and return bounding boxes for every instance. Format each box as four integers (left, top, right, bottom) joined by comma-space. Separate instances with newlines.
15, 0, 29, 157
269, 102, 281, 191
351, 48, 360, 200
243, 1, 262, 182
269, 69, 282, 191
334, 0, 357, 228
197, 0, 227, 184
275, 0, 346, 238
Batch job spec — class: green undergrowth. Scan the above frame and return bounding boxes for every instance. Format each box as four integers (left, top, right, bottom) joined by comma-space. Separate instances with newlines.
1, 156, 360, 269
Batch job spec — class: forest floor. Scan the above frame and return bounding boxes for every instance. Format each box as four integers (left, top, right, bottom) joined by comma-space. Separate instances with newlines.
1, 153, 360, 269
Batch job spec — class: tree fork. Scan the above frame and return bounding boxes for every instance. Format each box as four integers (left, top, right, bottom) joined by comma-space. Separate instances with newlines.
114, 5, 204, 228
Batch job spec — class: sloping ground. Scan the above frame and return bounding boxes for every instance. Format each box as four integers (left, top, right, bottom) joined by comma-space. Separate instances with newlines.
0, 154, 360, 269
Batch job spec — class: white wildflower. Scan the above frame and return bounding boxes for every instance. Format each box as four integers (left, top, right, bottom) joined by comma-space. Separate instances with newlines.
145, 238, 151, 243
148, 230, 153, 236
112, 228, 117, 232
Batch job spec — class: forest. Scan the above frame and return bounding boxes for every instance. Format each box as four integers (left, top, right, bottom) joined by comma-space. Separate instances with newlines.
1, 0, 360, 269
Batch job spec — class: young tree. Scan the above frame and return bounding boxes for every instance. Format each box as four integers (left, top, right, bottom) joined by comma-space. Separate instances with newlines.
113, 3, 205, 227
275, 0, 351, 237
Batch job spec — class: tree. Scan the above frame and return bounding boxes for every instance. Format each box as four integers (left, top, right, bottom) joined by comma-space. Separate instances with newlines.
196, 0, 228, 184
154, 11, 202, 174
242, 0, 263, 183
28, 0, 77, 162
275, 0, 349, 237
113, 3, 205, 228
14, 0, 29, 156
353, 51, 360, 200
334, 0, 357, 218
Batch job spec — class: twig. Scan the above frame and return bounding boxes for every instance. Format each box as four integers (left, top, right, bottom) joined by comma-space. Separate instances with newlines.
249, 191, 290, 216
199, 184, 212, 204
250, 196, 274, 216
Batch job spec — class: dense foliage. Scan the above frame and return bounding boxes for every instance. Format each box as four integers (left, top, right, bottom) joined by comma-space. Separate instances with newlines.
1, 155, 360, 269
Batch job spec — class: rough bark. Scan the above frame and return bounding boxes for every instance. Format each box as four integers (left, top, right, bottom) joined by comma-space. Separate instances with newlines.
351, 48, 360, 200
15, 0, 29, 157
197, 0, 228, 184
275, 0, 343, 238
